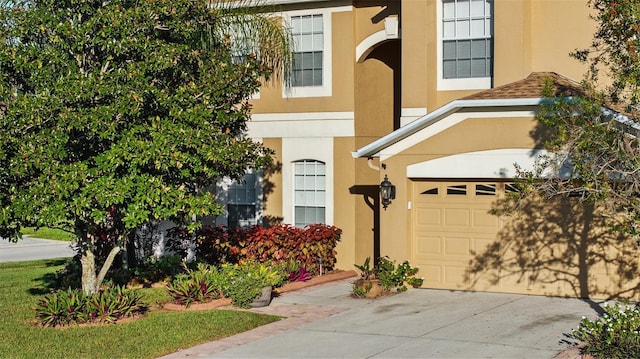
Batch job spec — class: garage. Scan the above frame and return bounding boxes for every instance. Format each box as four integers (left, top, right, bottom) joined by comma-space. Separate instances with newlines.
411, 180, 532, 294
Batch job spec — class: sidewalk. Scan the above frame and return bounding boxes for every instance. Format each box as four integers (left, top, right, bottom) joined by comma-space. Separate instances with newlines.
160, 278, 597, 359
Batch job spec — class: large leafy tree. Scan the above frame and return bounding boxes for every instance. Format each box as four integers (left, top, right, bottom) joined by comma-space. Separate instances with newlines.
505, 0, 640, 238
0, 0, 290, 294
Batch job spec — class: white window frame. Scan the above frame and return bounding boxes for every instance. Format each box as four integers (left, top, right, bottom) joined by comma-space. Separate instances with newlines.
437, 0, 492, 91
282, 137, 334, 225
282, 8, 337, 98
292, 160, 326, 227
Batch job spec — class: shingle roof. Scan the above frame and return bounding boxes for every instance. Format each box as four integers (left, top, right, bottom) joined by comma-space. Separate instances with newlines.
462, 72, 585, 100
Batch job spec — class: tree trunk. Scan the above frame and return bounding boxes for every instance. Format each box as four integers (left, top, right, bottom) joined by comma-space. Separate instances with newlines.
80, 244, 121, 295
80, 249, 98, 295
95, 245, 121, 291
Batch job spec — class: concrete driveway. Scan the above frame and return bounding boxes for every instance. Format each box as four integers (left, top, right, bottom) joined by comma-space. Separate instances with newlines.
162, 278, 599, 359
0, 237, 74, 263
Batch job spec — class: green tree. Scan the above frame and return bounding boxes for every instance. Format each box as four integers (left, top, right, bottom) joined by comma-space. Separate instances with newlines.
0, 0, 290, 294
505, 0, 640, 238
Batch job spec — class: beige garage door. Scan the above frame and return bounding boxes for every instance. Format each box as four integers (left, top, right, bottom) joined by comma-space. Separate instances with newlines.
411, 181, 530, 294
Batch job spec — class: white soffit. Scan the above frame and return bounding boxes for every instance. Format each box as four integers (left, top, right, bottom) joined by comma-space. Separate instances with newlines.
407, 148, 549, 179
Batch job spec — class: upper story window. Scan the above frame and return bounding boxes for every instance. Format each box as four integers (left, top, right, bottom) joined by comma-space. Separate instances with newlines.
291, 14, 323, 87
283, 7, 340, 98
293, 160, 326, 227
438, 0, 493, 90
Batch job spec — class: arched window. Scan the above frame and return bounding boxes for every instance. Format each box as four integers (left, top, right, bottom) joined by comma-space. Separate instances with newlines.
293, 160, 325, 227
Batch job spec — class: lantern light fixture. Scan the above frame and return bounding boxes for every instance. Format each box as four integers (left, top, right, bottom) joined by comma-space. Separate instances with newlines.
380, 174, 396, 210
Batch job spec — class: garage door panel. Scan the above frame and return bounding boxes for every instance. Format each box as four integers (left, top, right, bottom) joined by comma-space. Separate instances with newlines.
416, 207, 442, 227
414, 233, 442, 258
422, 264, 443, 288
473, 208, 502, 229
444, 236, 469, 256
444, 265, 467, 287
443, 208, 470, 227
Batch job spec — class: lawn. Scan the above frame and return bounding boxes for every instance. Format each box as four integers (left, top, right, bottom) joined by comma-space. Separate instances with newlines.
0, 259, 282, 359
21, 227, 75, 241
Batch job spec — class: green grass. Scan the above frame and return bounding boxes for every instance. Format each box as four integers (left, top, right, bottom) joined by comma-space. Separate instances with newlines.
21, 227, 75, 241
0, 259, 282, 359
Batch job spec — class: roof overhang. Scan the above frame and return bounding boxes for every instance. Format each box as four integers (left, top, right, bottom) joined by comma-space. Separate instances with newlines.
352, 98, 548, 159
352, 97, 638, 161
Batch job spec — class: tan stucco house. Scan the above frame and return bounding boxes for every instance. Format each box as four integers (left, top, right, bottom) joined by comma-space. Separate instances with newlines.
216, 0, 640, 299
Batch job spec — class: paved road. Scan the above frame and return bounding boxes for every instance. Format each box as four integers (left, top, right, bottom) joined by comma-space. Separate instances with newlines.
0, 237, 74, 263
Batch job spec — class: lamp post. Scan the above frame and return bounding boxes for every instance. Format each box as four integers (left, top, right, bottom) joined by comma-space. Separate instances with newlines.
380, 174, 396, 210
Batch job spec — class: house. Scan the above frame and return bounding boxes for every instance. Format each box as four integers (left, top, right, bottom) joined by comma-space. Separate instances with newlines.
217, 0, 640, 299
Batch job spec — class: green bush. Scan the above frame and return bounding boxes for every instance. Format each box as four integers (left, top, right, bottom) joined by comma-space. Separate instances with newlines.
219, 261, 286, 309
166, 263, 224, 308
35, 286, 148, 327
133, 254, 188, 284
354, 256, 424, 294
165, 261, 286, 309
572, 301, 640, 359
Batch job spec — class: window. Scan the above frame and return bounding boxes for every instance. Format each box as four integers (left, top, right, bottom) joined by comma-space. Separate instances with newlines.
291, 14, 323, 87
294, 160, 325, 227
442, 0, 492, 80
217, 172, 261, 228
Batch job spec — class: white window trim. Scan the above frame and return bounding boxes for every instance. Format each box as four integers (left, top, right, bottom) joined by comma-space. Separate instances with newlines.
282, 7, 339, 98
282, 138, 334, 226
436, 0, 492, 91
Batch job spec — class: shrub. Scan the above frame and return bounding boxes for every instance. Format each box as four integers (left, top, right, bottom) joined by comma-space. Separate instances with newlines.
353, 256, 424, 296
375, 257, 423, 292
189, 224, 342, 273
572, 301, 640, 359
35, 286, 148, 327
218, 261, 286, 309
133, 254, 188, 285
165, 263, 224, 308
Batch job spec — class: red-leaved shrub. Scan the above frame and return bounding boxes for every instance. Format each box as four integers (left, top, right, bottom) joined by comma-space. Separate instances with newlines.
184, 224, 341, 274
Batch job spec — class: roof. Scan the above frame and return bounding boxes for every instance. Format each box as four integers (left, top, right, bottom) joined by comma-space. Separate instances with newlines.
353, 72, 639, 163
462, 72, 585, 100
352, 72, 596, 159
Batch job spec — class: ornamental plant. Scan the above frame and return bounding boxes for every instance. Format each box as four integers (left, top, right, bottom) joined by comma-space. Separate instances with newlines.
218, 261, 286, 308
35, 286, 148, 327
166, 263, 224, 308
353, 256, 424, 297
374, 256, 424, 292
572, 301, 640, 359
184, 224, 342, 272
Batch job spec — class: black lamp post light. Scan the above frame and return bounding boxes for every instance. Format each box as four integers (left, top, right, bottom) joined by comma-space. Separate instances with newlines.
380, 174, 396, 210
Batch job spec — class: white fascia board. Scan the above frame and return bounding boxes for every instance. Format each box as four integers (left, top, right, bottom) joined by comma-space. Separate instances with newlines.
351, 98, 546, 159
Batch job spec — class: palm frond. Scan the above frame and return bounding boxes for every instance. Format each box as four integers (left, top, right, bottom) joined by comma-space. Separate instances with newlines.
208, 0, 293, 84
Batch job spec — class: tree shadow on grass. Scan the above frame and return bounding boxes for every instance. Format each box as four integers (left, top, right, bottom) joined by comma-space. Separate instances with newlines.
464, 196, 640, 315
28, 258, 75, 296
